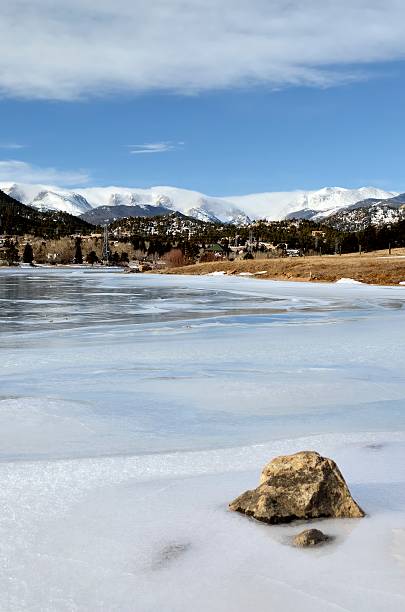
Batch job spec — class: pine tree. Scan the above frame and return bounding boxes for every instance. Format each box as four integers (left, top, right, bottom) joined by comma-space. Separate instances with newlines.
74, 237, 83, 264
4, 239, 19, 265
22, 242, 34, 264
86, 250, 98, 265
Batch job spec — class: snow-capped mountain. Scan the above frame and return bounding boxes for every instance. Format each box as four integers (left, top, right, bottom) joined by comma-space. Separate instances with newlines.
81, 203, 174, 225
78, 186, 251, 224
320, 193, 405, 231
0, 183, 251, 224
226, 186, 396, 220
0, 182, 92, 216
0, 182, 397, 225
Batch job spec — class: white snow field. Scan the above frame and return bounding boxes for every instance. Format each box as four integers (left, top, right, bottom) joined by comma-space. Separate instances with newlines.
1, 269, 405, 611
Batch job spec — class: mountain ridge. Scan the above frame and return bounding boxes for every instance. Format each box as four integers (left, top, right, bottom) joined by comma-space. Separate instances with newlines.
0, 182, 397, 226
0, 188, 93, 236
319, 193, 405, 231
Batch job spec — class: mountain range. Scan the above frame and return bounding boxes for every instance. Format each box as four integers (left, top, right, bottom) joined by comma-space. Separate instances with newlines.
319, 193, 405, 231
0, 189, 92, 236
0, 182, 401, 228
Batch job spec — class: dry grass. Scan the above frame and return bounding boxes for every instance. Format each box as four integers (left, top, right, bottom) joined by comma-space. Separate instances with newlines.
159, 249, 405, 286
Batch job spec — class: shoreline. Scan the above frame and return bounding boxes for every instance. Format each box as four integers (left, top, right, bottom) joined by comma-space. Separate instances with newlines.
2, 248, 405, 287
157, 250, 405, 286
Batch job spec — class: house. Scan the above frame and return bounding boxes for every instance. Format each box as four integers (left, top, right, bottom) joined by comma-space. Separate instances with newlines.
199, 243, 226, 262
0, 235, 11, 247
206, 243, 225, 256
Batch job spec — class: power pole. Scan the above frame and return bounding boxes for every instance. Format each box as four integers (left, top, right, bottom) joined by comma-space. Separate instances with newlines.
249, 229, 253, 254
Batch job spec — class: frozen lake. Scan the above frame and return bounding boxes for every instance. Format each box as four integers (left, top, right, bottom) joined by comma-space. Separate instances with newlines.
1, 268, 405, 611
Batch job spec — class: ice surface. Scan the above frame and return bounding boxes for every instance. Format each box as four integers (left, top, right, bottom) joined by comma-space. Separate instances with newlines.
1, 268, 405, 610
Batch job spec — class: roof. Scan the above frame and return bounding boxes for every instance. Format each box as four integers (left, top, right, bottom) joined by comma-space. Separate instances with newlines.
206, 243, 224, 253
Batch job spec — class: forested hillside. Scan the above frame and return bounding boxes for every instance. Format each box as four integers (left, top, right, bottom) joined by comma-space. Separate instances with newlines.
0, 189, 93, 237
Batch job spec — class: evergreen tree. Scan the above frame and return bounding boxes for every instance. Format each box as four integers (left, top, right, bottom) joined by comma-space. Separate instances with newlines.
22, 242, 34, 264
4, 239, 19, 265
74, 237, 83, 264
86, 250, 98, 265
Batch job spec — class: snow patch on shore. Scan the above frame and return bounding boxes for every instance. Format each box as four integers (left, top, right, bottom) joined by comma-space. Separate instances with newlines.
336, 277, 364, 284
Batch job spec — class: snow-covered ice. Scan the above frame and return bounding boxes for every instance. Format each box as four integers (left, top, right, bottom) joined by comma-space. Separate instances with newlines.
1, 268, 405, 611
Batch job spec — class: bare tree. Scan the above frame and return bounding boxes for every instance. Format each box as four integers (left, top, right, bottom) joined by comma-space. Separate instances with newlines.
163, 248, 187, 268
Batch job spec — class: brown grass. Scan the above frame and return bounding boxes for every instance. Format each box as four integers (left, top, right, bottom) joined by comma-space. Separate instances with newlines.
158, 249, 405, 286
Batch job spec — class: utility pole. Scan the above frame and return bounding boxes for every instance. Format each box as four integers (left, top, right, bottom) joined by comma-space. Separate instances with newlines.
249, 229, 253, 254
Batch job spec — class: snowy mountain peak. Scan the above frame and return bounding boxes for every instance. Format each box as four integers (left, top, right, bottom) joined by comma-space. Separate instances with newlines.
226, 186, 396, 221
0, 182, 397, 225
30, 190, 93, 215
0, 182, 92, 216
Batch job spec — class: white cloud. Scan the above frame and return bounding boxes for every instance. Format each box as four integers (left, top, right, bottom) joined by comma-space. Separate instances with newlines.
128, 142, 183, 154
1, 1, 405, 100
0, 160, 90, 185
0, 143, 27, 150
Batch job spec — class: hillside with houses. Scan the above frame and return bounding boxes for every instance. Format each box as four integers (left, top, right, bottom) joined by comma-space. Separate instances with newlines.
1, 187, 405, 267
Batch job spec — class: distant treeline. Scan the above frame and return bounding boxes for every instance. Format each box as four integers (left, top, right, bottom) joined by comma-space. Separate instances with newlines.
110, 215, 405, 255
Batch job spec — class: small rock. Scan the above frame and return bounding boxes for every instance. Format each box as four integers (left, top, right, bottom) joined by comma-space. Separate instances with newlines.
365, 443, 384, 451
160, 542, 190, 562
153, 542, 191, 569
293, 529, 329, 547
229, 450, 365, 524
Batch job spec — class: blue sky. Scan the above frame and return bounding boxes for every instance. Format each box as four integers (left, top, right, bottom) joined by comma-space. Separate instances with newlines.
1, 1, 405, 195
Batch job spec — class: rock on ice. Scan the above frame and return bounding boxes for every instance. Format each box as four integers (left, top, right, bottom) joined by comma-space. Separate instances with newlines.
229, 451, 365, 524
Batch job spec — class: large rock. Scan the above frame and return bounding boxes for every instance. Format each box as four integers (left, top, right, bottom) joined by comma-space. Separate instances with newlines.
229, 451, 364, 524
